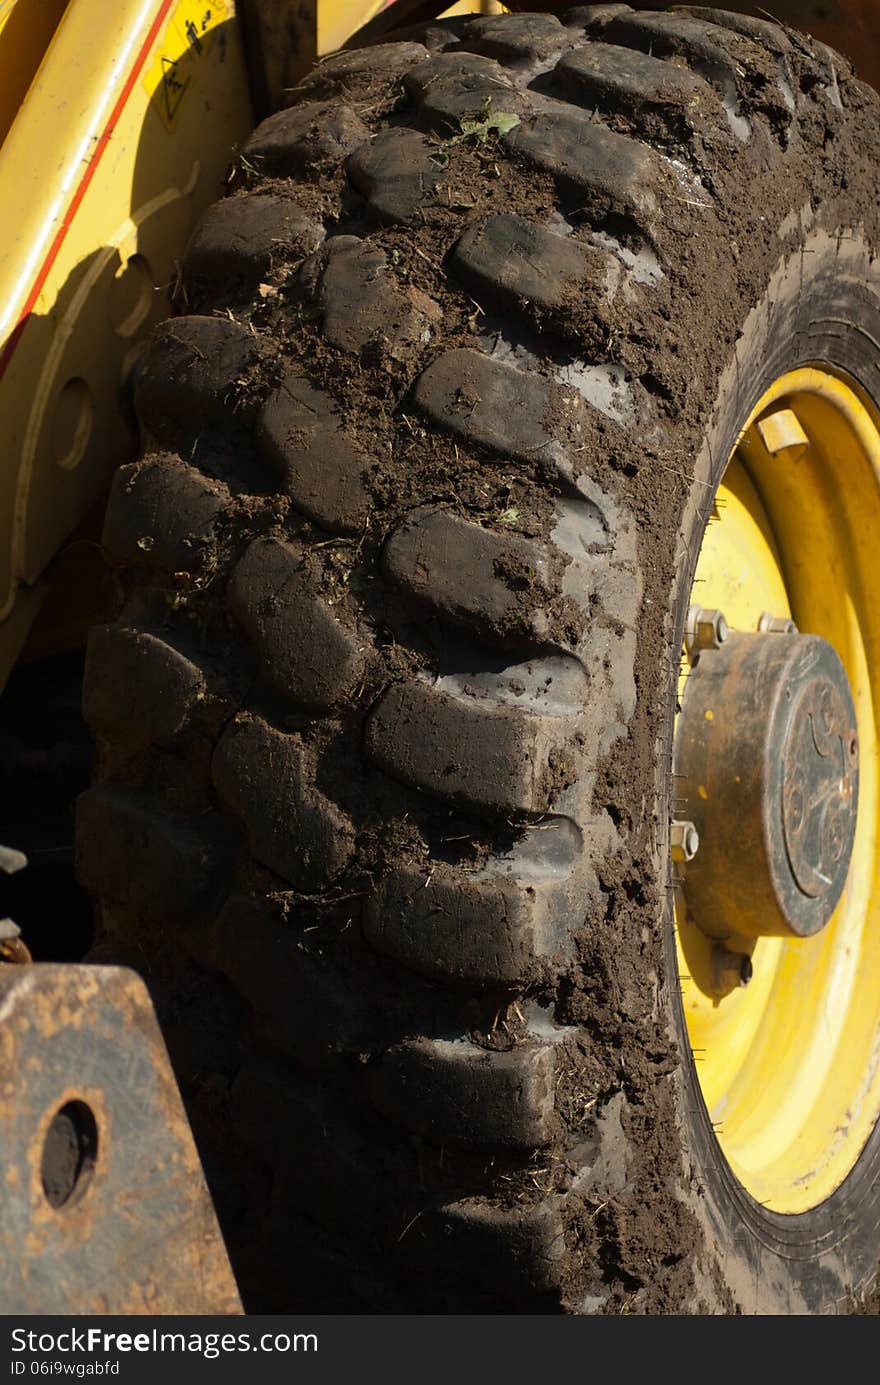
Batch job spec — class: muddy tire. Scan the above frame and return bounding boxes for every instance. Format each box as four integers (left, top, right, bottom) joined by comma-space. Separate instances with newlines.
78, 6, 880, 1312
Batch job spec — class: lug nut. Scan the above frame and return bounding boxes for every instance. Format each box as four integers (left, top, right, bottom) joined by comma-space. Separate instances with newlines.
711, 945, 753, 996
758, 612, 799, 635
0, 919, 31, 965
685, 606, 729, 657
671, 820, 700, 863
0, 846, 26, 875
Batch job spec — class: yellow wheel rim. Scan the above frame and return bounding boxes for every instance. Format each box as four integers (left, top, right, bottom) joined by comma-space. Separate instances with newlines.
675, 367, 880, 1214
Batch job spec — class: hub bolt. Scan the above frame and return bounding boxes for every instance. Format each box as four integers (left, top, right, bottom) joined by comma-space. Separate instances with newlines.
671, 820, 700, 863
0, 918, 31, 965
686, 606, 729, 657
759, 612, 799, 635
711, 945, 753, 997
0, 846, 26, 875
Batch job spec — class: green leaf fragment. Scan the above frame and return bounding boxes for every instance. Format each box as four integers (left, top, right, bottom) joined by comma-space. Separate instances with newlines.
449, 99, 521, 146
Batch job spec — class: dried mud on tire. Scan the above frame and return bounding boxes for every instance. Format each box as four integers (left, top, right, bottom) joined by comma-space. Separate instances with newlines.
78, 6, 880, 1312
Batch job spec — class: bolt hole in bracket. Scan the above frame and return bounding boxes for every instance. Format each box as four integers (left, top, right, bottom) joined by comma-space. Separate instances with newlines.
41, 1100, 98, 1209
0, 965, 241, 1312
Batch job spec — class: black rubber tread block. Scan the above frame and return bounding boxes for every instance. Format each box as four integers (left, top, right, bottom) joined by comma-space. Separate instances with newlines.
76, 787, 229, 926
102, 455, 227, 572
433, 1195, 566, 1296
295, 41, 430, 101
674, 7, 793, 54
419, 82, 529, 140
227, 536, 365, 711
503, 108, 667, 218
411, 348, 591, 493
552, 40, 712, 114
364, 845, 588, 988
403, 50, 506, 101
243, 102, 369, 174
365, 675, 580, 816
83, 624, 232, 750
212, 714, 354, 890
189, 895, 371, 1067
598, 10, 742, 76
301, 236, 440, 358
382, 504, 562, 646
404, 54, 529, 135
256, 370, 370, 535
383, 18, 468, 55
450, 212, 620, 315
184, 193, 325, 289
134, 315, 259, 445
597, 7, 794, 143
346, 128, 443, 225
562, 4, 633, 28
369, 1036, 558, 1149
459, 12, 575, 66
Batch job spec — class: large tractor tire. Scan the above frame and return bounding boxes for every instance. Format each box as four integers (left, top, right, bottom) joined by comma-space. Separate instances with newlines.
78, 6, 880, 1312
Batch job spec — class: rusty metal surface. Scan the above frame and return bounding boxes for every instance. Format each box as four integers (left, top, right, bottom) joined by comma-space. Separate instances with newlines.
0, 964, 241, 1313
675, 631, 859, 941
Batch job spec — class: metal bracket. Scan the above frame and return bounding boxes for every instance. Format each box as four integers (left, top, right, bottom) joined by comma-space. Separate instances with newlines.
0, 964, 241, 1313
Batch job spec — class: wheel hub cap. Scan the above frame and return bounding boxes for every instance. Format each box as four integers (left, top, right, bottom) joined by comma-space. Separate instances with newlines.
676, 629, 859, 940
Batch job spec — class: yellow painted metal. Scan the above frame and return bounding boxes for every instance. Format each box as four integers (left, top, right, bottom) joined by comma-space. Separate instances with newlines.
439, 0, 504, 21
0, 0, 502, 688
318, 0, 500, 56
319, 0, 387, 54
0, 0, 253, 689
0, 1, 70, 147
756, 406, 809, 457
677, 367, 880, 1214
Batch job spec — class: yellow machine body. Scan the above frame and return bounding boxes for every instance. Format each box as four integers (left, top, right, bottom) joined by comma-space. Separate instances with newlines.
0, 0, 254, 687
0, 0, 500, 689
